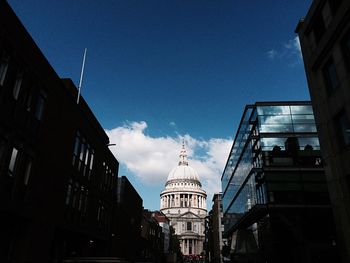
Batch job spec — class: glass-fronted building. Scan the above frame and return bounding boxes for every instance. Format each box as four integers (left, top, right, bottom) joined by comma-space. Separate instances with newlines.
221, 101, 337, 263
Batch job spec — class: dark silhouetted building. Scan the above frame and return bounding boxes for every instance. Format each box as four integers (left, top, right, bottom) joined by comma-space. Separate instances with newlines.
152, 210, 171, 255
113, 176, 143, 261
0, 1, 119, 262
205, 193, 224, 263
296, 1, 350, 262
221, 101, 337, 263
140, 209, 164, 263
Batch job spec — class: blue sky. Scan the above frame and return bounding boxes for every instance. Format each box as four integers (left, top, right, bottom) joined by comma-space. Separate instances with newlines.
8, 0, 312, 210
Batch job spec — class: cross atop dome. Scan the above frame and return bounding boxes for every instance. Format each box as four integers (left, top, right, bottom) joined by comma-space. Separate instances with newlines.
179, 140, 189, 166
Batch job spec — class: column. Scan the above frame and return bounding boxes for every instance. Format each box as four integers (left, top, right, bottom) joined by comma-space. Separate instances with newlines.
184, 239, 187, 255
193, 239, 196, 255
187, 239, 189, 255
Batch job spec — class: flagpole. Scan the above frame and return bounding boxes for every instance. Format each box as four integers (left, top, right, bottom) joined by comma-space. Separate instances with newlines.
77, 48, 87, 104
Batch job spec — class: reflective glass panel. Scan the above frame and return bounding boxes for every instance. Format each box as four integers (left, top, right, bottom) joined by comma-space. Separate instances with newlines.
259, 124, 293, 133
290, 105, 314, 115
293, 124, 317, 132
257, 106, 290, 116
259, 115, 292, 124
261, 137, 288, 150
292, 114, 315, 124
299, 137, 320, 150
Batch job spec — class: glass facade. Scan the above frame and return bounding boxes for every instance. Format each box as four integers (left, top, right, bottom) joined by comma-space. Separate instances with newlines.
221, 102, 323, 233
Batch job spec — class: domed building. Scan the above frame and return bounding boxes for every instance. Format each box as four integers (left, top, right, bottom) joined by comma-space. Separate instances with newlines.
160, 143, 207, 256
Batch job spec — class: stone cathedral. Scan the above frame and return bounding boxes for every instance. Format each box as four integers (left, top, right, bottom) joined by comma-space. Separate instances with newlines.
160, 143, 207, 256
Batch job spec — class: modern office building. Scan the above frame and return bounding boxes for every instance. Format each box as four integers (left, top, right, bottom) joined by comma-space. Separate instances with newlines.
0, 2, 119, 262
295, 1, 350, 262
160, 143, 207, 256
221, 101, 337, 263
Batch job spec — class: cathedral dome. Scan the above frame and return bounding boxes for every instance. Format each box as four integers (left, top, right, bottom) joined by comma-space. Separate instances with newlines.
165, 142, 200, 183
167, 165, 199, 182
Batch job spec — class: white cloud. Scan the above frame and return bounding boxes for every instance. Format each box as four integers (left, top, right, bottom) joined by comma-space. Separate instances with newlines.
267, 49, 278, 59
285, 36, 302, 59
266, 36, 302, 63
105, 121, 232, 201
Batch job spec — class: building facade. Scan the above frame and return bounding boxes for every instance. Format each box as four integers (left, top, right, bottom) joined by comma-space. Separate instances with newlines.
152, 211, 171, 255
113, 176, 143, 261
140, 209, 164, 263
160, 143, 207, 256
221, 101, 337, 263
206, 193, 224, 263
0, 2, 119, 262
295, 1, 350, 262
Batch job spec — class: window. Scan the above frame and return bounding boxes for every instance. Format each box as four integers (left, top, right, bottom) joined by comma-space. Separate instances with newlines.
335, 111, 350, 147
65, 179, 73, 205
72, 182, 79, 208
23, 159, 32, 186
187, 222, 192, 231
83, 144, 90, 176
0, 52, 9, 86
78, 186, 84, 211
89, 150, 94, 179
34, 90, 47, 121
323, 58, 340, 90
8, 147, 19, 176
97, 201, 104, 221
25, 88, 33, 112
72, 133, 81, 165
72, 131, 95, 178
13, 69, 24, 100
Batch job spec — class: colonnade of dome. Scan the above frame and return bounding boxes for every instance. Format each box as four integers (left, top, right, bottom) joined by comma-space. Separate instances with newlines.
160, 192, 206, 209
